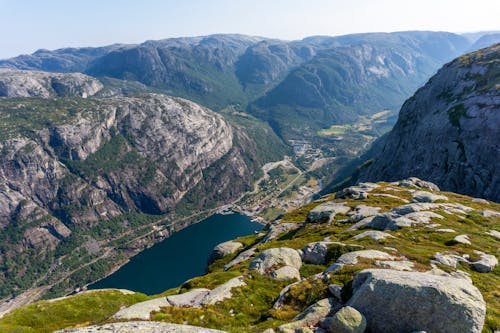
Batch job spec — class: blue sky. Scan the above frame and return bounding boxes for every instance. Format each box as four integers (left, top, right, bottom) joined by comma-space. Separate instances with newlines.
1, 0, 499, 59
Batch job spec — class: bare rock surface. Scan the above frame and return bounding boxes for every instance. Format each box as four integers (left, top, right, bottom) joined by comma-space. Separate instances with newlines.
348, 269, 486, 333
0, 69, 103, 98
249, 247, 302, 277
56, 321, 227, 332
307, 202, 351, 223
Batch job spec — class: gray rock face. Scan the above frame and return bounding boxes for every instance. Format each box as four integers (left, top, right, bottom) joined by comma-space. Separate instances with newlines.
0, 69, 103, 97
112, 297, 170, 320
335, 183, 379, 200
302, 241, 336, 264
0, 93, 273, 298
271, 265, 301, 281
359, 44, 500, 202
249, 247, 302, 277
470, 250, 498, 273
207, 241, 244, 265
55, 321, 227, 332
166, 288, 210, 308
412, 191, 448, 203
326, 250, 397, 273
307, 202, 351, 223
262, 222, 301, 242
352, 230, 393, 241
396, 177, 440, 191
278, 298, 337, 332
347, 205, 381, 222
200, 276, 246, 306
348, 269, 486, 333
323, 306, 367, 333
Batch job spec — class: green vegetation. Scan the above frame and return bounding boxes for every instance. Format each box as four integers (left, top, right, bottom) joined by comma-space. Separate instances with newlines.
0, 98, 102, 140
0, 290, 148, 333
0, 183, 498, 332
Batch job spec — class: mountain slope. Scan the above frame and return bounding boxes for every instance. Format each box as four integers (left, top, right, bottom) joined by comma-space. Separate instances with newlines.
0, 93, 287, 299
359, 44, 500, 201
249, 32, 471, 139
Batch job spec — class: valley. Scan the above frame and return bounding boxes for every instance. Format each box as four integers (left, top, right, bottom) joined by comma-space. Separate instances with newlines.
0, 27, 498, 333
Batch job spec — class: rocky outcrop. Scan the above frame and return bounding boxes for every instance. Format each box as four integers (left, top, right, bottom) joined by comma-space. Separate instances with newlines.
56, 321, 227, 333
0, 69, 103, 97
207, 241, 244, 265
249, 247, 302, 277
348, 269, 486, 333
321, 306, 367, 333
307, 202, 351, 223
359, 44, 500, 202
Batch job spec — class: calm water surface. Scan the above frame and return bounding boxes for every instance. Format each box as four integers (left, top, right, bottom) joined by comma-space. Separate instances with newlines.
89, 213, 262, 295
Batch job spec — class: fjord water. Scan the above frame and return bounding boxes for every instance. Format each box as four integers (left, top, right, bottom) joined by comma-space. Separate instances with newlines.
89, 213, 262, 295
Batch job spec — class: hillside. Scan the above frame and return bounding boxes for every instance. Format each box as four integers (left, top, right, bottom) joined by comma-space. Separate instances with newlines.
359, 43, 500, 202
0, 178, 498, 332
0, 93, 287, 301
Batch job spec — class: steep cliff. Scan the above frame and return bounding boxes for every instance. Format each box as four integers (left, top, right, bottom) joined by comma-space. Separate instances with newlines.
359, 44, 500, 201
0, 93, 286, 299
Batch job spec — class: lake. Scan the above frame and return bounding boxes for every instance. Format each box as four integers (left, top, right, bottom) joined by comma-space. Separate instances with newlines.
88, 213, 262, 295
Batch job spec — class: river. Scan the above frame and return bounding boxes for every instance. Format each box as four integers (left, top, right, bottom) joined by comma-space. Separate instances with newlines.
88, 213, 262, 295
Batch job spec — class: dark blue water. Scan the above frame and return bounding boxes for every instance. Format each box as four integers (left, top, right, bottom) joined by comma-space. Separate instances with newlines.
89, 213, 262, 295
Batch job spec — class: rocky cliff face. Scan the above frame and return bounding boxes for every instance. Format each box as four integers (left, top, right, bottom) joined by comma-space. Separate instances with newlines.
0, 69, 103, 97
359, 44, 500, 202
0, 93, 284, 298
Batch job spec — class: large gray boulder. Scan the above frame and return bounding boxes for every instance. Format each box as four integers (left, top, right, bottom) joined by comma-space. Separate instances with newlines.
166, 288, 210, 308
249, 247, 302, 276
200, 276, 246, 306
307, 202, 351, 223
277, 298, 337, 332
301, 241, 336, 264
322, 306, 367, 333
207, 241, 244, 265
470, 250, 498, 273
348, 269, 486, 333
325, 250, 398, 273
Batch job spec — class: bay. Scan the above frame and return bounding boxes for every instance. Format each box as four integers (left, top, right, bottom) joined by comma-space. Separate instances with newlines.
88, 213, 262, 295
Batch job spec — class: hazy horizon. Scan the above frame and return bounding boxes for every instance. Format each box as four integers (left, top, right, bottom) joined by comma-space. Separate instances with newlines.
1, 0, 500, 59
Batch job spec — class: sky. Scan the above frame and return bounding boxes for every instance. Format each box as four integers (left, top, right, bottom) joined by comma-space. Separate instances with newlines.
1, 0, 499, 59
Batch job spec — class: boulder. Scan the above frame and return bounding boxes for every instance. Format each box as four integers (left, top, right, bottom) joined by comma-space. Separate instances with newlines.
249, 247, 302, 276
352, 230, 393, 241
307, 202, 351, 223
481, 209, 500, 217
200, 276, 246, 306
262, 222, 301, 243
434, 252, 468, 268
326, 250, 397, 273
485, 229, 500, 240
470, 250, 498, 273
277, 298, 337, 332
412, 191, 448, 203
55, 321, 227, 332
391, 203, 440, 215
347, 205, 381, 222
328, 284, 343, 301
348, 269, 486, 333
453, 234, 471, 245
365, 213, 414, 230
322, 306, 367, 333
207, 241, 243, 265
396, 177, 440, 191
166, 288, 210, 308
271, 265, 301, 281
335, 183, 379, 200
302, 241, 336, 264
